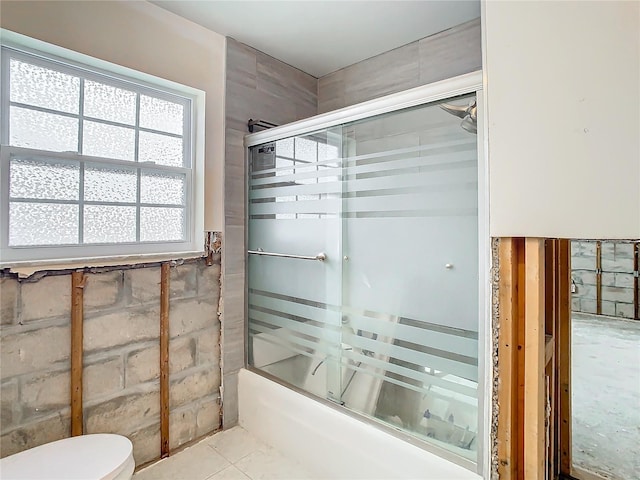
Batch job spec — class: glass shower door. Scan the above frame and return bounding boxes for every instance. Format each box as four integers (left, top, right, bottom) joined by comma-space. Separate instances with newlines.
247, 128, 345, 402
247, 91, 482, 463
338, 97, 480, 460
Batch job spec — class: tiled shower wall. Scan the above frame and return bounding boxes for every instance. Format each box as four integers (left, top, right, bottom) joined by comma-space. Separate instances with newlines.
0, 256, 222, 464
222, 38, 318, 427
317, 18, 482, 113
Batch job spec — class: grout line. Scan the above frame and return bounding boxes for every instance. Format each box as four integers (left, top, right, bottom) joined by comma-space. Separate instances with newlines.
203, 437, 257, 465
205, 465, 252, 480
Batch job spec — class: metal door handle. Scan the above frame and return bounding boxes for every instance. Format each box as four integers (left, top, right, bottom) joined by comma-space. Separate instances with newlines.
248, 249, 327, 262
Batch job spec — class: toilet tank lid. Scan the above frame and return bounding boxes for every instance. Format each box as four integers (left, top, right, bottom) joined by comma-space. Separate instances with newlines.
0, 434, 133, 480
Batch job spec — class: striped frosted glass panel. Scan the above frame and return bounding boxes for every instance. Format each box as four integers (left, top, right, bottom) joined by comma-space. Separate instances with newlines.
248, 94, 480, 461
248, 289, 477, 398
250, 130, 341, 220
249, 290, 477, 371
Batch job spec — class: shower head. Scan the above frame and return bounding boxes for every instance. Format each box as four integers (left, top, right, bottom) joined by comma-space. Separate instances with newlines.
460, 116, 477, 134
440, 101, 477, 134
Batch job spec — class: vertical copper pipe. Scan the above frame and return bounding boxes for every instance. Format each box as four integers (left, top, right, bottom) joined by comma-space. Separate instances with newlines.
634, 242, 639, 320
160, 263, 170, 457
596, 241, 602, 315
70, 271, 86, 436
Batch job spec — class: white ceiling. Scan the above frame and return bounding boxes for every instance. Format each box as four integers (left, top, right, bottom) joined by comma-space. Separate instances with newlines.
151, 1, 481, 77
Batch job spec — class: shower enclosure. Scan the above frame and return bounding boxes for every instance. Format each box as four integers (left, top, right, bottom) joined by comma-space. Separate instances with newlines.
245, 73, 487, 470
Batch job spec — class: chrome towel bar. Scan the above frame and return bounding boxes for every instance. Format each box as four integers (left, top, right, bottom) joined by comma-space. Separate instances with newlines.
248, 249, 327, 262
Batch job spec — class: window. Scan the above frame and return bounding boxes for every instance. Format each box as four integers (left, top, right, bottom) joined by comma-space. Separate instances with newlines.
0, 39, 204, 264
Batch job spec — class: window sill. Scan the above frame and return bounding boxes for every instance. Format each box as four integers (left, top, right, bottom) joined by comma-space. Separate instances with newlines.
1, 251, 207, 278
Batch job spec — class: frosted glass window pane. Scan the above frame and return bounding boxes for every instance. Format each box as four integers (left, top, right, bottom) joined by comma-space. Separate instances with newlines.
140, 95, 183, 135
141, 172, 185, 205
10, 106, 78, 152
83, 121, 135, 161
9, 202, 78, 246
138, 131, 183, 167
140, 207, 184, 242
84, 166, 137, 203
294, 137, 317, 161
84, 205, 136, 243
83, 80, 136, 125
10, 159, 79, 200
10, 59, 79, 114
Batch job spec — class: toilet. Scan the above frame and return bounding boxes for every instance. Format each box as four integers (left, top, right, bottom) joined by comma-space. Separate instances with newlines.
0, 434, 135, 480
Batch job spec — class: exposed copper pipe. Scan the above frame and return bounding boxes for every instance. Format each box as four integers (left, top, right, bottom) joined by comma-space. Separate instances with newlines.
634, 242, 639, 320
595, 241, 602, 315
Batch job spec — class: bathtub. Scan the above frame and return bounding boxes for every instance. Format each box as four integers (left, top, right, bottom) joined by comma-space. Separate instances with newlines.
238, 368, 482, 480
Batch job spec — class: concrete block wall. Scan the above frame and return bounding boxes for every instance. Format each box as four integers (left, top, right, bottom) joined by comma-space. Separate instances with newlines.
571, 240, 639, 319
0, 255, 222, 465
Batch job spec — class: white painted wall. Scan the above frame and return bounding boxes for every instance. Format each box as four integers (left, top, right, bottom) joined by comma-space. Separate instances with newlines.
239, 368, 482, 480
0, 0, 226, 231
484, 1, 640, 239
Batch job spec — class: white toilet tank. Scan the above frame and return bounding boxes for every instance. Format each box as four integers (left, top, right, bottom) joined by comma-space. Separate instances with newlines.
0, 434, 135, 480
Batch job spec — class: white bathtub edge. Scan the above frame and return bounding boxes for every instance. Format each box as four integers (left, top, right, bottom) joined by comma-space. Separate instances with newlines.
238, 368, 482, 480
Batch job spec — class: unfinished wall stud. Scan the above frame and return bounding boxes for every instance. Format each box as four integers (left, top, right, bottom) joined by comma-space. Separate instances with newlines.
71, 271, 86, 436
497, 238, 520, 479
160, 262, 170, 457
516, 238, 526, 480
544, 239, 557, 480
556, 239, 572, 475
496, 238, 575, 479
524, 238, 546, 480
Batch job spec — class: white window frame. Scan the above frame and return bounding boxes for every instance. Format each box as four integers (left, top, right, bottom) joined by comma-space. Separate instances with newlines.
0, 30, 206, 266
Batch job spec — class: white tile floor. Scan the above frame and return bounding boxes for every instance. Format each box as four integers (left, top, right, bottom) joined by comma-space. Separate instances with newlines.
133, 426, 322, 480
